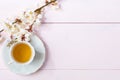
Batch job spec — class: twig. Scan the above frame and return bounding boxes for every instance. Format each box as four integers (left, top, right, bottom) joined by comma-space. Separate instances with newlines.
34, 0, 57, 14
0, 29, 4, 33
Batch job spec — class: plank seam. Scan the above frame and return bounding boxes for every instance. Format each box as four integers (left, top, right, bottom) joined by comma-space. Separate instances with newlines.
41, 22, 120, 24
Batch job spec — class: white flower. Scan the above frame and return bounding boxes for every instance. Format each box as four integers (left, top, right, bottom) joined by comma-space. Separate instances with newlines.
37, 14, 43, 20
11, 25, 20, 34
51, 4, 60, 10
22, 11, 37, 25
2, 0, 59, 44
24, 34, 31, 42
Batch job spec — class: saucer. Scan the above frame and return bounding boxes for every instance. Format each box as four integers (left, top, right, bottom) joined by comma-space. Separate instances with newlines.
2, 34, 45, 75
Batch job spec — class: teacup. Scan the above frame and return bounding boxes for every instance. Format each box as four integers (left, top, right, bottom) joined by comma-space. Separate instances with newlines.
10, 41, 35, 65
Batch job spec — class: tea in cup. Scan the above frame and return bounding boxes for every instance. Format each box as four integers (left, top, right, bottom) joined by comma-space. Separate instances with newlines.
10, 41, 35, 65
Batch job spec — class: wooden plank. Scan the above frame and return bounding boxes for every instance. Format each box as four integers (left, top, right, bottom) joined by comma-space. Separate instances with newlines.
0, 70, 120, 80
0, 0, 120, 22
45, 0, 120, 22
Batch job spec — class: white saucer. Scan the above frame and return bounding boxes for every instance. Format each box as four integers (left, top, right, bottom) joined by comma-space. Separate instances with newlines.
2, 34, 46, 75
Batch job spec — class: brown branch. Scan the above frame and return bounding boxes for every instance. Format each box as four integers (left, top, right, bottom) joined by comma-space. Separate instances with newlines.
0, 29, 4, 33
34, 0, 57, 14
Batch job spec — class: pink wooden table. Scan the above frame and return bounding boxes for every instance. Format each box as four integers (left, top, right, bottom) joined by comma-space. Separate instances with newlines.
0, 0, 120, 79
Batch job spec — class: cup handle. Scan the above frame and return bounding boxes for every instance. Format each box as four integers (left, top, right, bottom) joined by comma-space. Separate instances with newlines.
8, 61, 14, 65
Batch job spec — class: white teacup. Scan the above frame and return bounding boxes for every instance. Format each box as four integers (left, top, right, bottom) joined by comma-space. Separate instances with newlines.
10, 41, 35, 65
